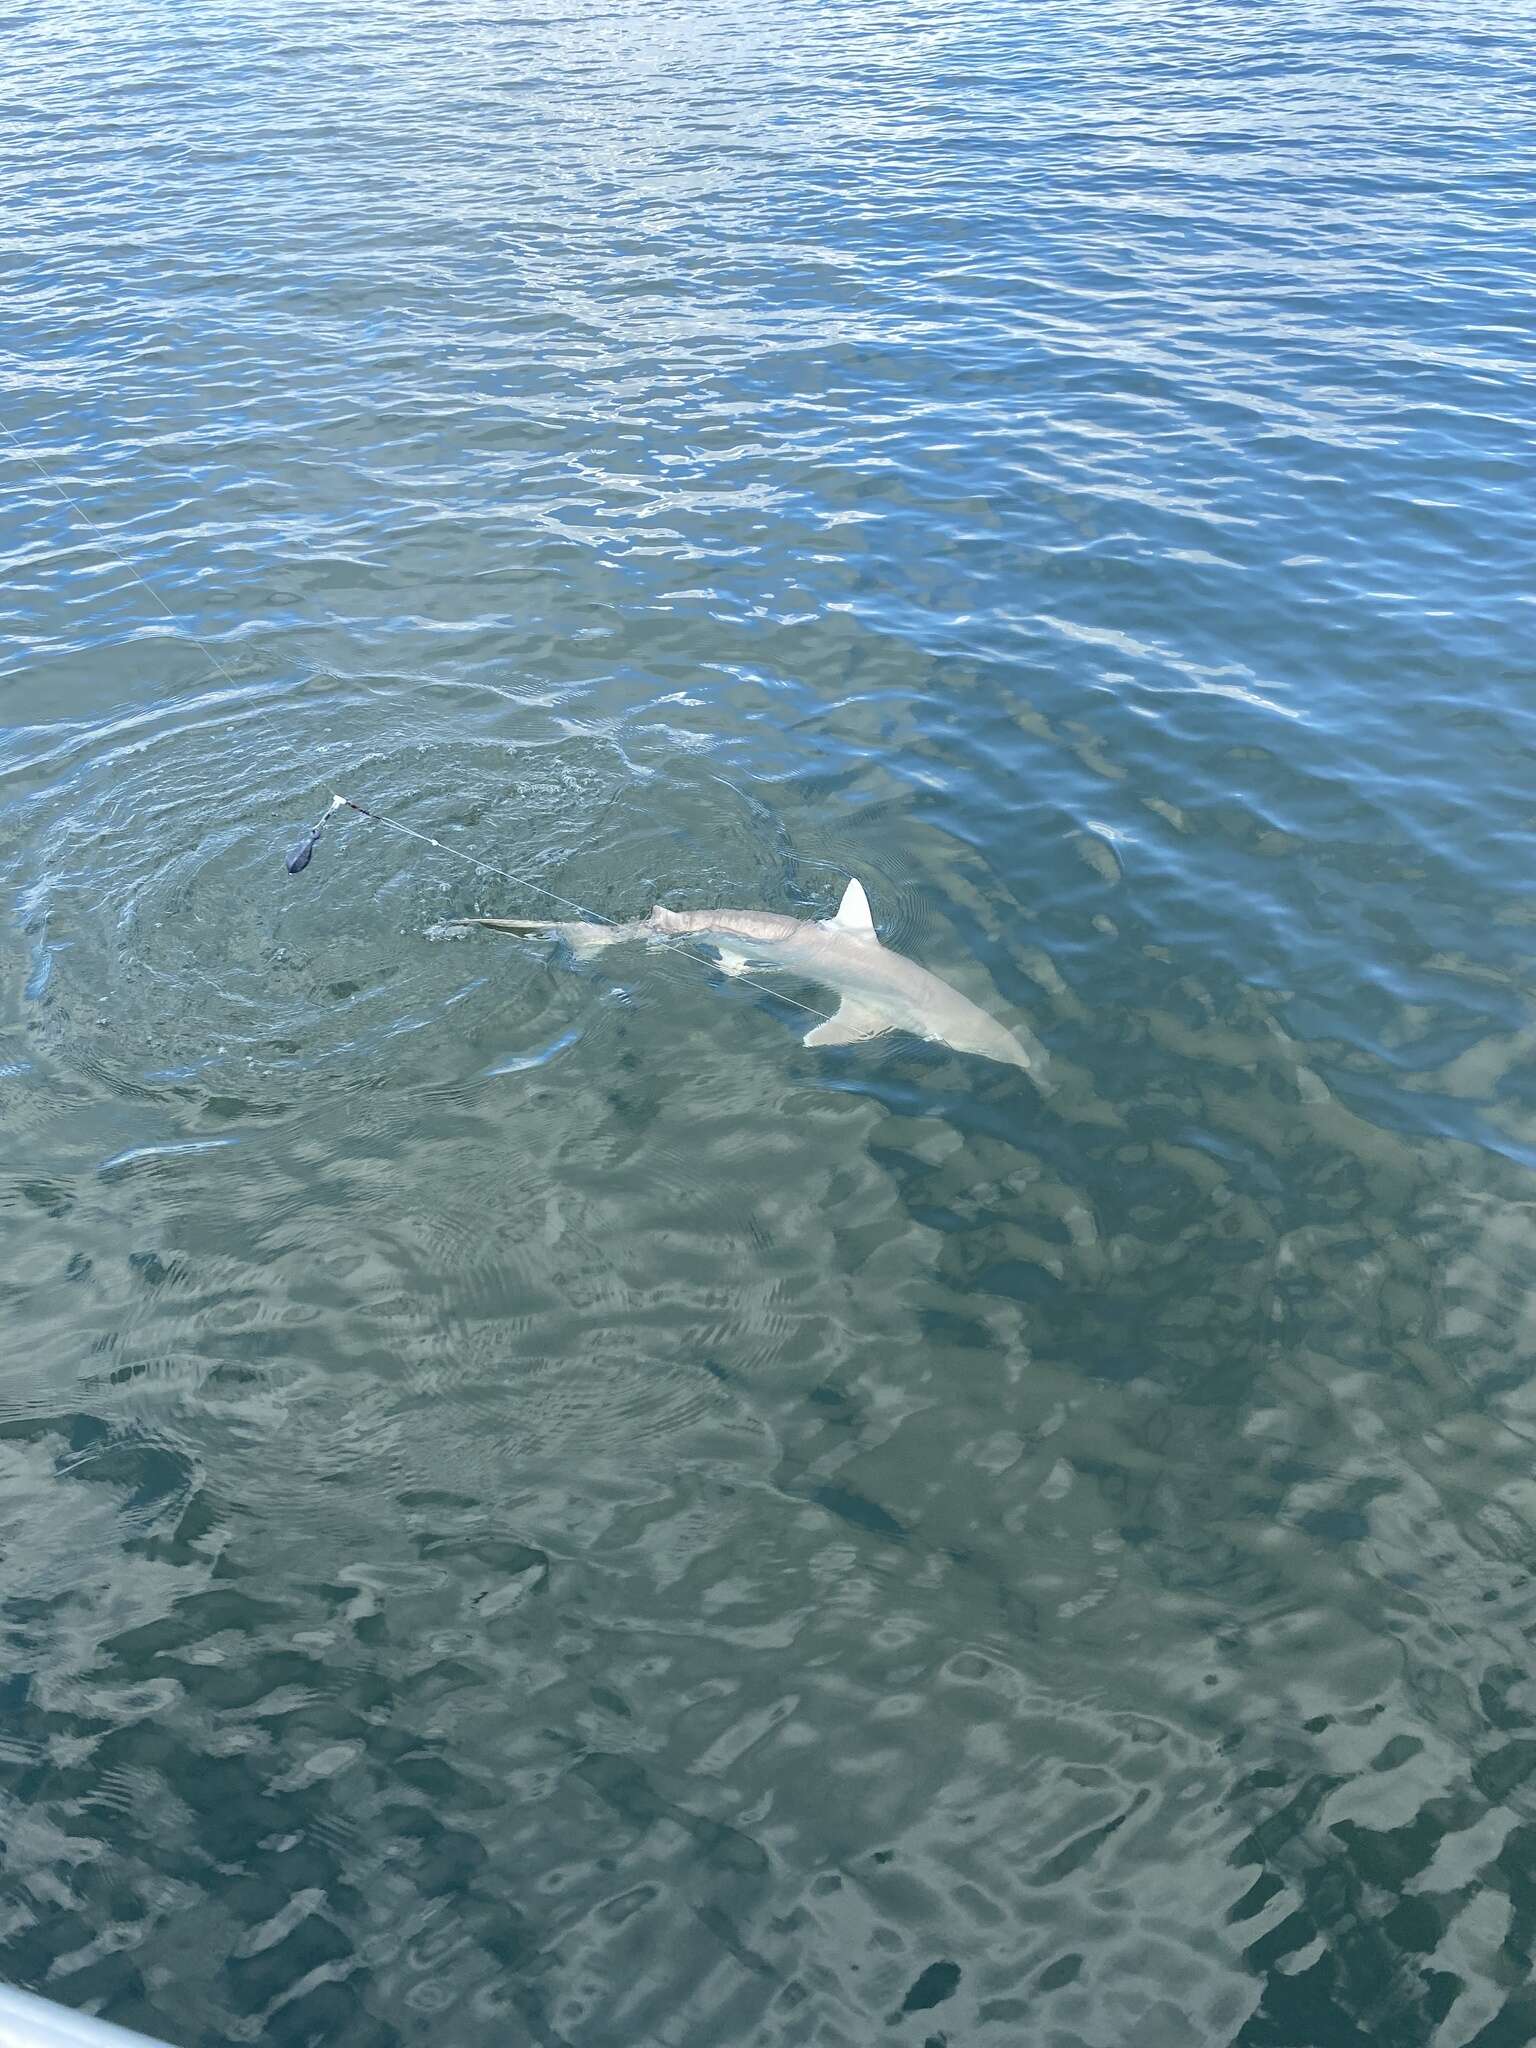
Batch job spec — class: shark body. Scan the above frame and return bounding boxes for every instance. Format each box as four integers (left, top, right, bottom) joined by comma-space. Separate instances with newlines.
459, 878, 1037, 1072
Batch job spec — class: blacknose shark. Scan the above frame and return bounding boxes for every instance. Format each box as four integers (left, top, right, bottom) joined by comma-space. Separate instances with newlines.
456, 878, 1040, 1072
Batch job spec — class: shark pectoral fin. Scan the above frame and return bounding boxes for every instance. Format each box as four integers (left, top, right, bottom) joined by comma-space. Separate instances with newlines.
802, 1001, 890, 1049
714, 949, 751, 978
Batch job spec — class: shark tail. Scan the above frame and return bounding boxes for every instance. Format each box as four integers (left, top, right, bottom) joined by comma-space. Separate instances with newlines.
451, 917, 563, 934
450, 916, 622, 958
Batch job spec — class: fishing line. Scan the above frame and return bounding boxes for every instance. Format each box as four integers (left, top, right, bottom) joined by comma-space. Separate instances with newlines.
3, 417, 835, 1028
3, 418, 253, 699
324, 791, 835, 1025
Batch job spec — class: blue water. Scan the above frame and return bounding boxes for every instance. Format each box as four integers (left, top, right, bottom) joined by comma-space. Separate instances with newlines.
4, 2, 1536, 2042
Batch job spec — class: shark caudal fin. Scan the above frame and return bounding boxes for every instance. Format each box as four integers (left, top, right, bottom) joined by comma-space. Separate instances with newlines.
451, 917, 620, 958
451, 917, 561, 934
822, 877, 878, 941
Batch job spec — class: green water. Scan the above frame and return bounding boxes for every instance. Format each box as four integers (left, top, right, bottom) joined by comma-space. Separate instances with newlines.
3, 1, 1536, 2042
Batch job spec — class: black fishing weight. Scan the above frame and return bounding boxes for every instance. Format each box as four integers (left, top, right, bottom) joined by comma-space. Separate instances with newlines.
285, 794, 370, 874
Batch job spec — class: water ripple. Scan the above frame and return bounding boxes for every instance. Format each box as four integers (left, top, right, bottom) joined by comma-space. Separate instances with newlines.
3, 0, 1536, 2041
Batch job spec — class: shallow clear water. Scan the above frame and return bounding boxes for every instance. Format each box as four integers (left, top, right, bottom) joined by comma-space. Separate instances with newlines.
3, 2, 1536, 2042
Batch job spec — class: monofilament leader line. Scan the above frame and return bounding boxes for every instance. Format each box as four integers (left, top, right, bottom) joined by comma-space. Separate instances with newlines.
322, 792, 836, 1026
3, 416, 834, 1028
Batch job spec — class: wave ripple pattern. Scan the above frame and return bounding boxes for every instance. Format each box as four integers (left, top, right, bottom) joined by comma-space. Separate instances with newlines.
2, 2, 1535, 2045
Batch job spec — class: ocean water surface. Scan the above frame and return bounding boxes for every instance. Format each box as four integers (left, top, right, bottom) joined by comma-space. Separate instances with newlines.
3, 1, 1536, 2042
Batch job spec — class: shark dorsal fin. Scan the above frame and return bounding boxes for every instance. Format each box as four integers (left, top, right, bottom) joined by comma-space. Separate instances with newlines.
825, 877, 877, 941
